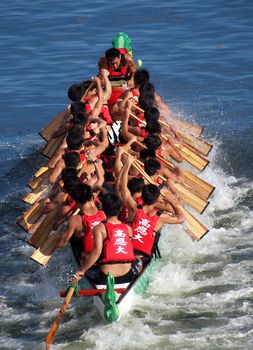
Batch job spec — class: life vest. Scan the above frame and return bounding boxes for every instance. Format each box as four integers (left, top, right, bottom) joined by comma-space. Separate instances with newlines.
107, 88, 126, 107
100, 222, 135, 263
140, 127, 148, 139
100, 104, 113, 124
81, 209, 106, 253
132, 207, 160, 256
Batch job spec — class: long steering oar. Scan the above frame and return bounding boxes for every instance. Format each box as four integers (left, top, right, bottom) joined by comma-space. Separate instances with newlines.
45, 280, 77, 350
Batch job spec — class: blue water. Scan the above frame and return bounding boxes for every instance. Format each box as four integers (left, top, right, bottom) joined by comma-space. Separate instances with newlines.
0, 1, 253, 349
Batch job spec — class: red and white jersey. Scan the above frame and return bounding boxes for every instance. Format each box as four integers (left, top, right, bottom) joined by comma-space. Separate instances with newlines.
131, 208, 160, 256
100, 222, 135, 263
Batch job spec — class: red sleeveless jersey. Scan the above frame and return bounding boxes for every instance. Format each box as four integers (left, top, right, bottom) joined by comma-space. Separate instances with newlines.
131, 208, 160, 256
82, 210, 106, 253
100, 222, 135, 263
107, 88, 126, 107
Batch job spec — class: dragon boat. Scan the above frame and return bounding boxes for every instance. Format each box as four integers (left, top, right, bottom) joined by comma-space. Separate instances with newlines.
17, 33, 216, 349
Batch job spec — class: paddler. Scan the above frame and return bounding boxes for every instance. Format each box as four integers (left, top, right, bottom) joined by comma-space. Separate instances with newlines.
75, 193, 142, 284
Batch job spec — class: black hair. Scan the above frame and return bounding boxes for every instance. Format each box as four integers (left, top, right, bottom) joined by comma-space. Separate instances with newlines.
144, 135, 162, 151
144, 107, 160, 123
72, 111, 88, 126
139, 81, 155, 98
63, 151, 80, 168
105, 48, 121, 62
81, 80, 93, 91
145, 121, 162, 135
71, 124, 85, 135
63, 174, 80, 194
140, 148, 156, 161
70, 102, 86, 115
68, 83, 85, 102
144, 158, 161, 176
128, 177, 145, 195
102, 192, 122, 217
66, 132, 84, 151
134, 69, 150, 86
138, 95, 156, 111
70, 183, 93, 204
142, 184, 160, 205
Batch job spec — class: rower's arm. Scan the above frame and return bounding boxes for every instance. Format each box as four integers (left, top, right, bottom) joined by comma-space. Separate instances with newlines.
119, 158, 138, 217
98, 56, 107, 71
114, 146, 125, 179
121, 107, 135, 142
89, 77, 104, 119
47, 148, 65, 169
76, 224, 104, 278
157, 203, 185, 227
56, 215, 79, 248
92, 127, 109, 156
92, 160, 105, 190
100, 69, 112, 102
49, 159, 65, 184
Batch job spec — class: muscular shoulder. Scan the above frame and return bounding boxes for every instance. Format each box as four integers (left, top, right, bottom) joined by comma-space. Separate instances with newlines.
124, 54, 136, 70
69, 214, 82, 229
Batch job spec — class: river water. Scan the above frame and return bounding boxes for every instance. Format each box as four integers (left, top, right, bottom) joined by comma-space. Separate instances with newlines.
0, 0, 252, 349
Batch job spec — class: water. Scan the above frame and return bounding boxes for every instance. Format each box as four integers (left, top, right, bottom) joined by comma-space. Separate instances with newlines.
0, 0, 253, 349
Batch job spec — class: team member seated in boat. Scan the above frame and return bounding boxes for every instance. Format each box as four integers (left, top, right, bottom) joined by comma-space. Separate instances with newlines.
75, 193, 142, 284
56, 178, 106, 263
51, 101, 88, 138
119, 156, 185, 262
140, 147, 184, 183
109, 69, 149, 121
49, 151, 81, 185
143, 158, 182, 204
81, 70, 113, 125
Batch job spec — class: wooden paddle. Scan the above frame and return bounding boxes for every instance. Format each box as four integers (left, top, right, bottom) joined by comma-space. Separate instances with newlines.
39, 110, 69, 142
45, 285, 76, 350
129, 156, 209, 214
30, 208, 80, 266
129, 112, 209, 171
28, 209, 57, 248
17, 199, 47, 232
131, 104, 203, 137
158, 119, 213, 156
163, 138, 209, 172
132, 161, 209, 240
40, 76, 97, 143
34, 166, 49, 178
42, 134, 66, 159
134, 140, 215, 199
22, 185, 51, 205
28, 168, 52, 190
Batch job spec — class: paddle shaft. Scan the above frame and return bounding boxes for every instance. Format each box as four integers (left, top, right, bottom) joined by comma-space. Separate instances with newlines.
45, 286, 75, 350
